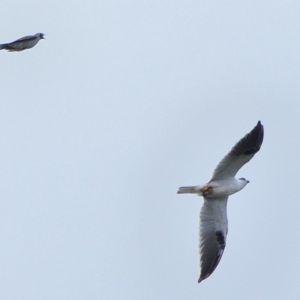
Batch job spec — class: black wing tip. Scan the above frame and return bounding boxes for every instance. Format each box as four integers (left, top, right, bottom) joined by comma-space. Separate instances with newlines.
197, 271, 211, 283
198, 272, 207, 283
248, 120, 264, 154
256, 120, 263, 134
231, 121, 264, 156
198, 231, 226, 284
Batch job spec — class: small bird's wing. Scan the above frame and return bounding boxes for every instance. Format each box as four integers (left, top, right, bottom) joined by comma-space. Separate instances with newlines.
198, 197, 228, 283
210, 121, 264, 181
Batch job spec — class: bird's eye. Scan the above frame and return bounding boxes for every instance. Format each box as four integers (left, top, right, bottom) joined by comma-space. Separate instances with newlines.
239, 178, 246, 181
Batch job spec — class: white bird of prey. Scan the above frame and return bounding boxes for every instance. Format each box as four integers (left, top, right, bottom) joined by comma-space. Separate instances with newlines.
0, 33, 45, 52
177, 121, 264, 283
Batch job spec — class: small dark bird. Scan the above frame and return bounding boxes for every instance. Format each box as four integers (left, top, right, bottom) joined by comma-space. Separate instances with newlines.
0, 33, 45, 52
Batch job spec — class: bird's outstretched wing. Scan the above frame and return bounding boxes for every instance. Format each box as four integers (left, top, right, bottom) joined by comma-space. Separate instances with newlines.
210, 121, 264, 181
198, 197, 228, 283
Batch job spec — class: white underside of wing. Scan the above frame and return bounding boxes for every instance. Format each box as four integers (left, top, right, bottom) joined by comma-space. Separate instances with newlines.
210, 121, 264, 181
198, 197, 228, 282
210, 154, 253, 181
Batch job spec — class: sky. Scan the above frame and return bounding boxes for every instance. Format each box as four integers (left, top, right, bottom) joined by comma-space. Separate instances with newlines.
0, 1, 300, 299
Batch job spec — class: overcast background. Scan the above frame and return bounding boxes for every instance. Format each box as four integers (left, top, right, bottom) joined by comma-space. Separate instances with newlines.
0, 1, 299, 299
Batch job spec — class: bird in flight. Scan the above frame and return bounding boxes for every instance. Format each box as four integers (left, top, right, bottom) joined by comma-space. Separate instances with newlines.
0, 33, 45, 52
177, 121, 264, 283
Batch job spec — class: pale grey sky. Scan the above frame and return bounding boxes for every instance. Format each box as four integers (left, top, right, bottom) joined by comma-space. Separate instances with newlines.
0, 1, 300, 299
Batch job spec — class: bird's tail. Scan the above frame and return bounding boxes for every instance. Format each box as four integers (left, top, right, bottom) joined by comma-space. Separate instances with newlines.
177, 185, 200, 194
0, 43, 8, 50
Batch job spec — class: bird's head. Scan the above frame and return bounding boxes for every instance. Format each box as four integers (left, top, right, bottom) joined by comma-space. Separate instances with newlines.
238, 177, 250, 187
35, 33, 45, 39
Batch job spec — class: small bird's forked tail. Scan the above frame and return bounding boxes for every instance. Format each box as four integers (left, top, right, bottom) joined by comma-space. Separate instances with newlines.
177, 186, 199, 194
